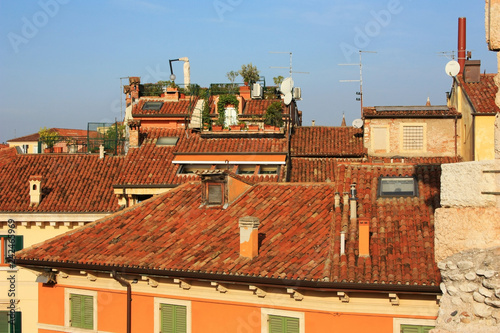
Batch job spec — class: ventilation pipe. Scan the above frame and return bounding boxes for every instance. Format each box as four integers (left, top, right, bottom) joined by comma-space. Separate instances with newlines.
349, 183, 357, 222
99, 145, 105, 159
458, 17, 466, 74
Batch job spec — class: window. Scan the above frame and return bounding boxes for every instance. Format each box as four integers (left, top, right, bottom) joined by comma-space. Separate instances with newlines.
0, 311, 21, 333
378, 177, 417, 197
238, 165, 256, 175
371, 126, 389, 153
65, 289, 97, 330
0, 235, 23, 268
70, 294, 93, 329
160, 304, 187, 333
400, 325, 434, 333
21, 145, 29, 154
156, 137, 179, 146
261, 309, 304, 333
224, 106, 238, 126
269, 315, 299, 333
259, 165, 279, 175
179, 164, 211, 174
402, 125, 425, 151
143, 101, 164, 111
393, 318, 435, 333
154, 298, 191, 333
208, 184, 223, 204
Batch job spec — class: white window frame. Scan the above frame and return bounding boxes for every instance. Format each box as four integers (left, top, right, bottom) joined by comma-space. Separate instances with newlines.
154, 297, 191, 333
261, 308, 304, 333
64, 288, 98, 332
393, 318, 435, 333
371, 125, 390, 153
400, 123, 427, 153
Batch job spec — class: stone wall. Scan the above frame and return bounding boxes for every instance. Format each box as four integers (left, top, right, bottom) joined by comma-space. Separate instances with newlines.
434, 247, 500, 333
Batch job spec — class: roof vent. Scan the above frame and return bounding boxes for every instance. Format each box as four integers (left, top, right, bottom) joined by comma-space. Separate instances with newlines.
29, 175, 43, 206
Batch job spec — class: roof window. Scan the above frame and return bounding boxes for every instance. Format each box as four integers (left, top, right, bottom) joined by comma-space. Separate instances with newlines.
378, 177, 417, 197
156, 137, 179, 146
142, 101, 163, 111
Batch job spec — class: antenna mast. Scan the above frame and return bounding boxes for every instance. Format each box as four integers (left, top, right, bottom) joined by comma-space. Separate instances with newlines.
339, 50, 376, 115
270, 51, 309, 78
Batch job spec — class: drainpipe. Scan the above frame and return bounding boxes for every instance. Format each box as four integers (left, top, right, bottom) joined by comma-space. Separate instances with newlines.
454, 115, 458, 157
112, 271, 131, 333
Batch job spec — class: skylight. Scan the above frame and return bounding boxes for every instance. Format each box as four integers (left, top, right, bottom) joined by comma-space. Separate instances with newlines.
378, 177, 417, 197
156, 137, 179, 146
142, 101, 163, 111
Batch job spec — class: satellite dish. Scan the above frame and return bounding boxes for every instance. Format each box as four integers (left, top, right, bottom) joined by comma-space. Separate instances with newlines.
170, 74, 176, 81
445, 61, 460, 77
280, 77, 294, 94
352, 119, 364, 128
284, 93, 293, 105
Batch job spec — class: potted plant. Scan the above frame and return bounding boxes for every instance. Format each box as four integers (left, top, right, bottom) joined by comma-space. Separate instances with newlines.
264, 101, 284, 129
238, 63, 260, 85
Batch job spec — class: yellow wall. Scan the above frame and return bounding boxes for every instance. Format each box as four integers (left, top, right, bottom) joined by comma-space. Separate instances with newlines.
474, 115, 497, 160
8, 141, 38, 154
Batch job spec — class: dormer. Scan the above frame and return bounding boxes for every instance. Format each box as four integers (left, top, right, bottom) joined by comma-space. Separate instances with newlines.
199, 171, 253, 207
29, 175, 43, 206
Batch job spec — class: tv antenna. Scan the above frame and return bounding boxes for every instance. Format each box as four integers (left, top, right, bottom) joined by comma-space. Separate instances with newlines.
437, 51, 456, 60
269, 51, 309, 78
339, 50, 377, 115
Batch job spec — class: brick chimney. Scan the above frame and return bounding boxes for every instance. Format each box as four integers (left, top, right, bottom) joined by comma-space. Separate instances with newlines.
238, 216, 260, 259
128, 120, 141, 148
29, 175, 43, 206
358, 217, 370, 257
239, 85, 251, 100
464, 60, 481, 83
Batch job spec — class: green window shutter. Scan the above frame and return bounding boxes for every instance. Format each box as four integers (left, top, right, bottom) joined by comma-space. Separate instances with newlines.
160, 304, 186, 333
268, 315, 284, 333
12, 312, 21, 333
284, 317, 299, 333
70, 294, 93, 329
70, 294, 83, 327
0, 311, 8, 333
14, 236, 23, 253
269, 315, 299, 333
82, 295, 94, 329
401, 325, 434, 333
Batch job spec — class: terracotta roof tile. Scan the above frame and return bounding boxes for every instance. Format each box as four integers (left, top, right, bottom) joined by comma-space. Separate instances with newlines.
243, 99, 285, 115
363, 106, 459, 117
7, 128, 89, 142
132, 98, 198, 116
457, 74, 500, 114
290, 126, 365, 157
0, 153, 123, 212
17, 161, 443, 288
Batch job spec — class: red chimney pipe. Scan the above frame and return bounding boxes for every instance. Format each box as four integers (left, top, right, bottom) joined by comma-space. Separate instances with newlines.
458, 17, 466, 74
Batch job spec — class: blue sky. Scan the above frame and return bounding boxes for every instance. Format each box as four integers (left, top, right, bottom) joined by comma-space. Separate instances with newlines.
0, 0, 497, 143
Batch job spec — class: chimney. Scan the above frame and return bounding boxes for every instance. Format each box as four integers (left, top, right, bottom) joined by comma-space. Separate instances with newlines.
128, 120, 141, 148
464, 60, 481, 83
358, 217, 370, 257
312, 120, 315, 126
99, 145, 105, 159
349, 183, 357, 221
458, 17, 466, 74
334, 192, 340, 208
238, 216, 260, 259
239, 85, 251, 100
129, 77, 141, 101
29, 175, 43, 206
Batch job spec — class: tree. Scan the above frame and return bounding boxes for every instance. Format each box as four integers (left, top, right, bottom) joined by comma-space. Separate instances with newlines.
39, 127, 60, 152
273, 75, 284, 86
238, 63, 260, 85
264, 102, 284, 127
226, 70, 239, 86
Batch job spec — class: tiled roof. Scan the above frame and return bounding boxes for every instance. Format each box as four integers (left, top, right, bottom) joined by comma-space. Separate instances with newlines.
115, 128, 286, 185
0, 147, 18, 169
132, 98, 198, 116
243, 99, 285, 115
8, 128, 89, 143
0, 153, 123, 213
290, 126, 365, 157
17, 162, 442, 289
363, 106, 459, 117
457, 74, 500, 114
0, 144, 9, 149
